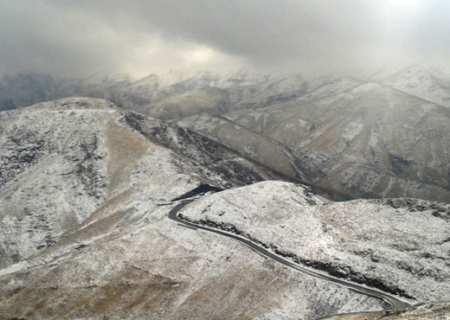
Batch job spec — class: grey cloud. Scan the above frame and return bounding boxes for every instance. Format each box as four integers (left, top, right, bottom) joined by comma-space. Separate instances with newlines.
1, 0, 449, 78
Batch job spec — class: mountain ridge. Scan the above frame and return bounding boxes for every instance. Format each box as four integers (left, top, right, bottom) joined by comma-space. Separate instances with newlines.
0, 97, 449, 319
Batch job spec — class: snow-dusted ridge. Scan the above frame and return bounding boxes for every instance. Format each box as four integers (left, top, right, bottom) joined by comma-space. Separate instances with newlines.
0, 89, 449, 319
215, 81, 450, 203
180, 181, 450, 303
0, 97, 283, 270
169, 198, 412, 311
2, 66, 450, 203
1, 97, 389, 320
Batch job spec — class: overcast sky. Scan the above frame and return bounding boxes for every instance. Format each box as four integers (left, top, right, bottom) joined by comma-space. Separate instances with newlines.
1, 0, 449, 79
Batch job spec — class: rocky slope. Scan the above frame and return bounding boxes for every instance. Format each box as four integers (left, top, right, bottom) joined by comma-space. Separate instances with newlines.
181, 181, 450, 303
0, 97, 286, 269
3, 66, 450, 205
0, 98, 389, 320
177, 113, 307, 182
135, 87, 231, 120
220, 82, 450, 202
324, 302, 450, 320
382, 65, 450, 108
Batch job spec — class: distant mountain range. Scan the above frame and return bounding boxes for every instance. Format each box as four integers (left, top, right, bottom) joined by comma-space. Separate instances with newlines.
1, 65, 449, 203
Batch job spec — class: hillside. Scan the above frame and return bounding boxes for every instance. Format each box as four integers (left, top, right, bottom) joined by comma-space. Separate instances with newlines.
221, 82, 450, 202
0, 98, 390, 320
0, 97, 282, 270
181, 181, 450, 303
382, 65, 450, 108
1, 98, 450, 319
2, 68, 450, 205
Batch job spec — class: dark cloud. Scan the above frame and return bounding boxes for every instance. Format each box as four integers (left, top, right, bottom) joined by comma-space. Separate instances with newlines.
1, 0, 449, 78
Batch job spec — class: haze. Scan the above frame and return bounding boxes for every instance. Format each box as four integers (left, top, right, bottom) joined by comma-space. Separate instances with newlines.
1, 0, 449, 79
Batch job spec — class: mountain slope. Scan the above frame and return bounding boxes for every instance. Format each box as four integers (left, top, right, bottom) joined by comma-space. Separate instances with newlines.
383, 65, 450, 108
1, 67, 450, 204
0, 97, 285, 270
177, 113, 305, 181
220, 83, 450, 202
181, 181, 450, 303
135, 87, 231, 120
324, 302, 450, 320
0, 98, 388, 320
232, 74, 309, 110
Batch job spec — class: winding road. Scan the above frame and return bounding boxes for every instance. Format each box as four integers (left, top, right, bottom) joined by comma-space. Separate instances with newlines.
168, 200, 412, 312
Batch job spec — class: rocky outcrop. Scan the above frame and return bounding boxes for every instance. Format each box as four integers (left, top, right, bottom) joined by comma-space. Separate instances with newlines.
121, 111, 285, 188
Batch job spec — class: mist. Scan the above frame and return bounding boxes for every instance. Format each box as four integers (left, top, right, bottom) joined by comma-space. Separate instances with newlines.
1, 0, 449, 79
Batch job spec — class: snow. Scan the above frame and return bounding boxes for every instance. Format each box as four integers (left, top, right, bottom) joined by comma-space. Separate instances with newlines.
1, 67, 450, 319
0, 98, 384, 320
182, 181, 450, 302
0, 261, 28, 278
383, 65, 450, 108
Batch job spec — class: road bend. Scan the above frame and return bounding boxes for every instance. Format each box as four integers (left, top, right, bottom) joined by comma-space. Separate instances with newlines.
168, 201, 412, 312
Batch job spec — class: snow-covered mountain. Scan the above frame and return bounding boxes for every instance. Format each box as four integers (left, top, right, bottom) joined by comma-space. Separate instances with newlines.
0, 98, 449, 319
382, 65, 450, 108
0, 97, 282, 270
216, 82, 450, 202
2, 66, 450, 204
2, 65, 450, 113
0, 70, 277, 113
0, 98, 380, 319
134, 87, 231, 120
182, 181, 450, 303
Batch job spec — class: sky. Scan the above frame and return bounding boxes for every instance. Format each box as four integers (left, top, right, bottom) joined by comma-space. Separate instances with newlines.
1, 0, 449, 79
